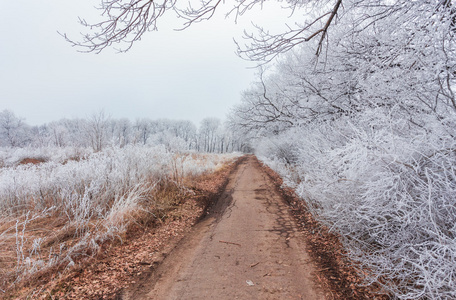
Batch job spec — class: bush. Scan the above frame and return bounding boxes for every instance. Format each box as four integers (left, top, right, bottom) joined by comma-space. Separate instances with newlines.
0, 145, 240, 288
258, 111, 456, 299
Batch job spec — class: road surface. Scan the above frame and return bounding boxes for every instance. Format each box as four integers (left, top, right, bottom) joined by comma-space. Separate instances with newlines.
123, 156, 325, 299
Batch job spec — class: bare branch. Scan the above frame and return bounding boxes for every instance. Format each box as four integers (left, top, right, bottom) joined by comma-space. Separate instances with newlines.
236, 0, 343, 62
175, 0, 224, 30
65, 0, 344, 56
64, 0, 177, 53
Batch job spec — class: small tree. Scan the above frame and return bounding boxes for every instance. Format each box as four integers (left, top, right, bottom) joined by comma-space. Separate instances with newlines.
199, 118, 220, 153
0, 110, 30, 147
85, 110, 110, 152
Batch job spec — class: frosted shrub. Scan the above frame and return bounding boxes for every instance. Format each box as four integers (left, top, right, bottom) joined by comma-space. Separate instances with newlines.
0, 146, 238, 221
259, 111, 456, 299
0, 145, 171, 279
179, 152, 242, 178
0, 145, 171, 218
0, 146, 92, 167
104, 184, 150, 231
0, 145, 239, 285
255, 132, 301, 165
255, 131, 307, 188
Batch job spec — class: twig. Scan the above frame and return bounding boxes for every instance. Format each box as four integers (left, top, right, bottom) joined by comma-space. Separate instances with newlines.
317, 267, 331, 272
219, 240, 241, 247
250, 262, 260, 268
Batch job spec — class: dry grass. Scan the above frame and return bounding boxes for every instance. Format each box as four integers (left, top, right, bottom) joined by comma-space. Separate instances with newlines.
0, 151, 241, 298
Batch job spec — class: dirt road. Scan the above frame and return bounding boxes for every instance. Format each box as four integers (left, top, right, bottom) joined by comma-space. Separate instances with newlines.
123, 156, 325, 299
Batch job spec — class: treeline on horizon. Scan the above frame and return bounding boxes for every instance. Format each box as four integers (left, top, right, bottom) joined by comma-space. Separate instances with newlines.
0, 109, 250, 153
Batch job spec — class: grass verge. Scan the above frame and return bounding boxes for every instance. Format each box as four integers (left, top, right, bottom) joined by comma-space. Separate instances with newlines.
2, 155, 243, 299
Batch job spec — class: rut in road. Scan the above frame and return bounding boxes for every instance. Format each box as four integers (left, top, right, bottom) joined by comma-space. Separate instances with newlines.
123, 156, 325, 299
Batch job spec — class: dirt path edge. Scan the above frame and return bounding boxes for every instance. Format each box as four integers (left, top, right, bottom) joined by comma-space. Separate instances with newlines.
255, 157, 389, 299
117, 155, 247, 299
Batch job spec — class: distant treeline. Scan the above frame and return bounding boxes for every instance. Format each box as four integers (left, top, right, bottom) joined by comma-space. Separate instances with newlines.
0, 110, 250, 153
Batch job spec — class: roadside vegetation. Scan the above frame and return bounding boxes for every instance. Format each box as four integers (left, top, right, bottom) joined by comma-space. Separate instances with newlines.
229, 4, 456, 298
0, 145, 241, 297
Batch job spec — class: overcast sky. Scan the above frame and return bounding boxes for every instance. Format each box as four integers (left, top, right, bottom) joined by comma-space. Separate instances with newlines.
0, 0, 296, 127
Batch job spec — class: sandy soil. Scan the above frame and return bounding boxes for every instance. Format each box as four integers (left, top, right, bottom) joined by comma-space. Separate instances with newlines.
122, 156, 326, 300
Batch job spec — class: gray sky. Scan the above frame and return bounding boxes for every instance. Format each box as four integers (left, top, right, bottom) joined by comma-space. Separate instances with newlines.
0, 1, 294, 126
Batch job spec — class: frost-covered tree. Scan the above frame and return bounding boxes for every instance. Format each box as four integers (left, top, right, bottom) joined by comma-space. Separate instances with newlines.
109, 118, 132, 147
47, 122, 69, 147
198, 118, 220, 153
170, 120, 197, 146
0, 110, 30, 147
228, 1, 456, 298
85, 110, 110, 152
64, 0, 348, 57
133, 118, 154, 145
29, 124, 52, 147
